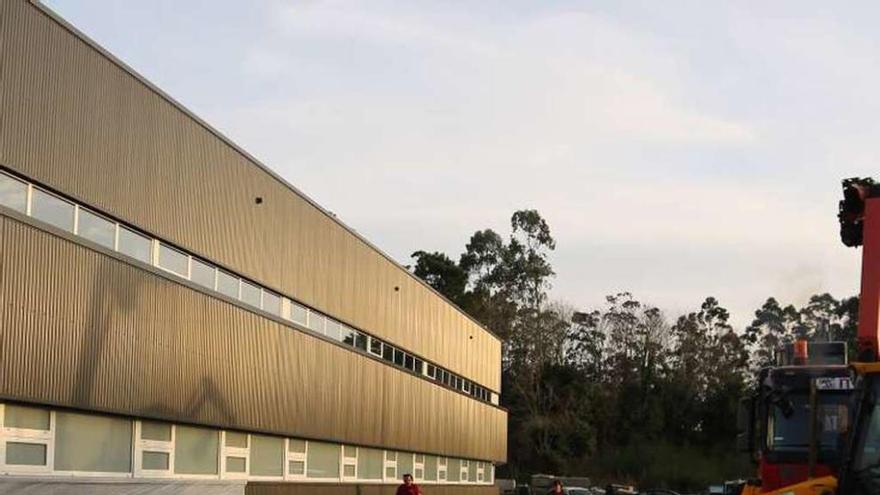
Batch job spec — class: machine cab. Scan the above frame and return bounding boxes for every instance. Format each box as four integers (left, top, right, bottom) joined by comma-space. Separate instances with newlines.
739, 341, 853, 492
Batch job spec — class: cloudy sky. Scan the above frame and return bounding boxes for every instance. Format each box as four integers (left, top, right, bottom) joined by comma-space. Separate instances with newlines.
44, 0, 880, 327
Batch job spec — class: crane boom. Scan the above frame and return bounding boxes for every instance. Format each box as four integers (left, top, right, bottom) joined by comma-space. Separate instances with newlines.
839, 178, 880, 361
858, 198, 880, 361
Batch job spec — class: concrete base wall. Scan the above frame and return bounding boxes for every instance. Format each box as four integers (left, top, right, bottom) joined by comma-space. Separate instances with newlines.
246, 483, 500, 495
0, 477, 497, 495
0, 477, 246, 495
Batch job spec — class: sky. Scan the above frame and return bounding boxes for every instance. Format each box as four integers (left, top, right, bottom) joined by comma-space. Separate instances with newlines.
43, 0, 880, 328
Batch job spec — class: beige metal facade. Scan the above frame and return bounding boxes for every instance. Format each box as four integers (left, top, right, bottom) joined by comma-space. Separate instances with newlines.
0, 0, 506, 483
0, 213, 506, 462
0, 0, 501, 392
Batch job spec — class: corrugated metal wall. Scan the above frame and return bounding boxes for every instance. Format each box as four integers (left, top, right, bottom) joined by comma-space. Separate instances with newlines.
0, 215, 507, 462
246, 483, 499, 495
0, 0, 500, 392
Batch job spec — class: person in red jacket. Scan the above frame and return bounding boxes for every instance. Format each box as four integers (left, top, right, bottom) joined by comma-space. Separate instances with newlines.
547, 480, 565, 494
396, 473, 422, 495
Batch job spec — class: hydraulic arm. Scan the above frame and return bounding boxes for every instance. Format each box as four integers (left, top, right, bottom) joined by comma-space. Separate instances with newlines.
839, 178, 880, 361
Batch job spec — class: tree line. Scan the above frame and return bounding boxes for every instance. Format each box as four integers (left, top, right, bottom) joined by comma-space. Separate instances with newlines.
409, 210, 859, 490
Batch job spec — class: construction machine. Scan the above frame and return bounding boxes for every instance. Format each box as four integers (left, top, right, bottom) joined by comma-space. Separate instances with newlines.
749, 178, 880, 495
738, 341, 853, 492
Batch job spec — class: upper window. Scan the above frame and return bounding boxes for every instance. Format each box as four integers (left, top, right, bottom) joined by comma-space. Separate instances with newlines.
369, 337, 383, 357
325, 319, 342, 341
77, 208, 115, 249
307, 312, 326, 334
262, 291, 282, 317
354, 333, 368, 352
157, 243, 189, 278
117, 227, 152, 264
190, 258, 216, 289
216, 271, 239, 299
30, 188, 74, 232
289, 303, 308, 326
240, 280, 261, 308
0, 172, 27, 213
341, 326, 355, 346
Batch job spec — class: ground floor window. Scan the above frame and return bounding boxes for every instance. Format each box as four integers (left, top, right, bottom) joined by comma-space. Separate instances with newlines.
54, 411, 132, 475
307, 441, 340, 479
174, 425, 219, 476
384, 450, 397, 481
222, 431, 249, 478
135, 420, 173, 477
0, 402, 495, 485
357, 447, 383, 481
414, 454, 425, 481
287, 439, 307, 479
0, 404, 53, 474
250, 435, 284, 479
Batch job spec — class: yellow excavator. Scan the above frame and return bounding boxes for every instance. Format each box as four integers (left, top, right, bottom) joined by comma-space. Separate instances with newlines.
742, 178, 880, 495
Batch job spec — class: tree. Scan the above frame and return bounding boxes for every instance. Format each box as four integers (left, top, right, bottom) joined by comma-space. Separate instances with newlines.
409, 208, 858, 489
567, 293, 671, 448
665, 297, 747, 445
744, 298, 800, 368
799, 293, 842, 342
410, 209, 557, 347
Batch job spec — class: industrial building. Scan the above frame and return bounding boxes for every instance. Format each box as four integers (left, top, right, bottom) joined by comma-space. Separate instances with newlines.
0, 1, 507, 493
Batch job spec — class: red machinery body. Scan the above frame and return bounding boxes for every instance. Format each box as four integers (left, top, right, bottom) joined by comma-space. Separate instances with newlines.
759, 459, 835, 492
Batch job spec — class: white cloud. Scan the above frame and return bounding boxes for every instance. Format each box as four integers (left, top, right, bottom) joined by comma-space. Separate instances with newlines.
46, 0, 874, 327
